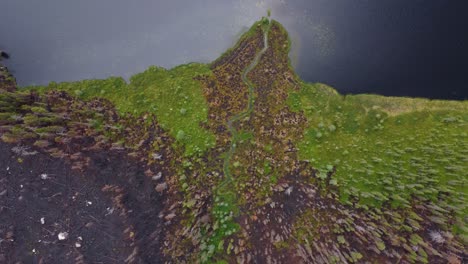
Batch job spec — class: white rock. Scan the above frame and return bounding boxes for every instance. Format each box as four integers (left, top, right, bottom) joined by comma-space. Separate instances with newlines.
106, 207, 114, 216
40, 173, 48, 180
164, 213, 176, 221
40, 217, 45, 225
152, 153, 162, 160
58, 232, 69, 240
285, 186, 293, 196
429, 230, 445, 244
152, 171, 162, 181
86, 201, 92, 206
75, 242, 82, 248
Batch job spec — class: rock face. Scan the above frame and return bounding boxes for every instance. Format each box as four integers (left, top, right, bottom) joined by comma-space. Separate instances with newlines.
0, 64, 16, 93
0, 51, 9, 60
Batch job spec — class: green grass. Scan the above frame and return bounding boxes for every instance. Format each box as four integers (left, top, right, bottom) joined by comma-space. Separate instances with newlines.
288, 82, 468, 228
200, 189, 240, 263
25, 63, 215, 156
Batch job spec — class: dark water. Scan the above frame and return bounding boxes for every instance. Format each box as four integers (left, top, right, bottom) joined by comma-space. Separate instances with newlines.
1, 0, 467, 99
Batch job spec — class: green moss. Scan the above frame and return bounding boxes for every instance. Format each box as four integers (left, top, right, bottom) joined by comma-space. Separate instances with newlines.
0, 112, 15, 121
289, 82, 468, 232
201, 189, 240, 262
30, 106, 48, 113
34, 125, 65, 134
1, 125, 37, 142
25, 63, 215, 156
23, 114, 62, 127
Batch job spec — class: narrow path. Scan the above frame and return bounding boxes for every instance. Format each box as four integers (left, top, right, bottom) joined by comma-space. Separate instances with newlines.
219, 19, 270, 193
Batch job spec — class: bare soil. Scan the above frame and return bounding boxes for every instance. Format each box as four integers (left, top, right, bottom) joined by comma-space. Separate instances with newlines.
0, 142, 166, 263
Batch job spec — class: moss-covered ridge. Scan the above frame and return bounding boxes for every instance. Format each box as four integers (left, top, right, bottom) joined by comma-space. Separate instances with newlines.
1, 17, 467, 263
288, 82, 467, 216
24, 63, 215, 156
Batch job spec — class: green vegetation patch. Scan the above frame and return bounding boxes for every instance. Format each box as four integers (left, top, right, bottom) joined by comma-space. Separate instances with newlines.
200, 189, 240, 262
288, 82, 468, 230
25, 63, 215, 156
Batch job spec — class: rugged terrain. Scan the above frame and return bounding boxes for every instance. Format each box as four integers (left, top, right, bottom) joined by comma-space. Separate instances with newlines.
0, 18, 467, 263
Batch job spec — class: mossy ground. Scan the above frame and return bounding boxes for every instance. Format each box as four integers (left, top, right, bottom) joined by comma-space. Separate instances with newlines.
288, 82, 467, 235
25, 63, 215, 156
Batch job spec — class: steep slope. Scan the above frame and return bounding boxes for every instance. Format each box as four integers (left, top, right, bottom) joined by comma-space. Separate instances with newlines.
1, 18, 467, 263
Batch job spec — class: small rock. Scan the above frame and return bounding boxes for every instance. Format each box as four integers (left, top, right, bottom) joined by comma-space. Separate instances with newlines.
152, 171, 162, 181
40, 173, 48, 180
75, 237, 83, 248
40, 217, 45, 225
58, 232, 69, 241
285, 186, 293, 196
152, 153, 163, 160
6, 231, 14, 239
200, 214, 210, 224
155, 182, 167, 192
106, 207, 114, 216
165, 213, 176, 221
144, 169, 153, 177
429, 230, 445, 244
447, 255, 461, 264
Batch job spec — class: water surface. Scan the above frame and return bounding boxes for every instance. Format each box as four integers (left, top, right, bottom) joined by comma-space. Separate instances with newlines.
1, 0, 467, 99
